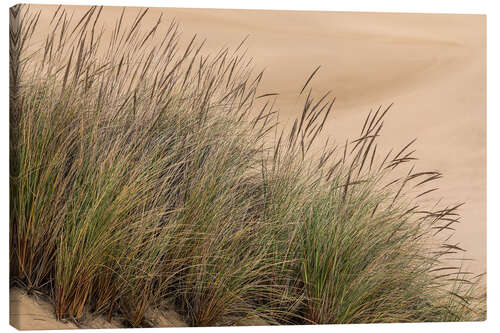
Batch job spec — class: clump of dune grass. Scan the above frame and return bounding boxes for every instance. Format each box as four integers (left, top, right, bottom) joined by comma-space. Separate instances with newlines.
10, 4, 485, 327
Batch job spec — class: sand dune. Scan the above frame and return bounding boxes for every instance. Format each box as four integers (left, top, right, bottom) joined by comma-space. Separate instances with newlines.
26, 4, 486, 280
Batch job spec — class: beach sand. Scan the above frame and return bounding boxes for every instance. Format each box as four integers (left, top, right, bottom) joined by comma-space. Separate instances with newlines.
9, 288, 187, 329
10, 288, 78, 330
13, 4, 486, 327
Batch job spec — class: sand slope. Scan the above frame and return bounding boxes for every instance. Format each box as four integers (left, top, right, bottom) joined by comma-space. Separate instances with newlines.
22, 0, 486, 309
9, 288, 188, 330
10, 288, 78, 330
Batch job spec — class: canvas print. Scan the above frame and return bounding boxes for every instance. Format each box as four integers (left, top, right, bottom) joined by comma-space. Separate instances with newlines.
9, 4, 486, 329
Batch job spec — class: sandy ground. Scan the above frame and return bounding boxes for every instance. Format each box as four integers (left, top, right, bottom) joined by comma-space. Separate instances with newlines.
10, 288, 78, 330
9, 288, 187, 330
14, 4, 486, 327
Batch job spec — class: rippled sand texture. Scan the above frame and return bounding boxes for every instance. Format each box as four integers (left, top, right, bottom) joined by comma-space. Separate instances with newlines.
26, 5, 486, 276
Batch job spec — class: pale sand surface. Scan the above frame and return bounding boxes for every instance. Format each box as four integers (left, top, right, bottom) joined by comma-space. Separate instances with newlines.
10, 288, 78, 330
18, 4, 486, 323
9, 288, 187, 329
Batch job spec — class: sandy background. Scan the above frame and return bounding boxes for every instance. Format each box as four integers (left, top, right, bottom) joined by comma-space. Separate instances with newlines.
24, 4, 486, 283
